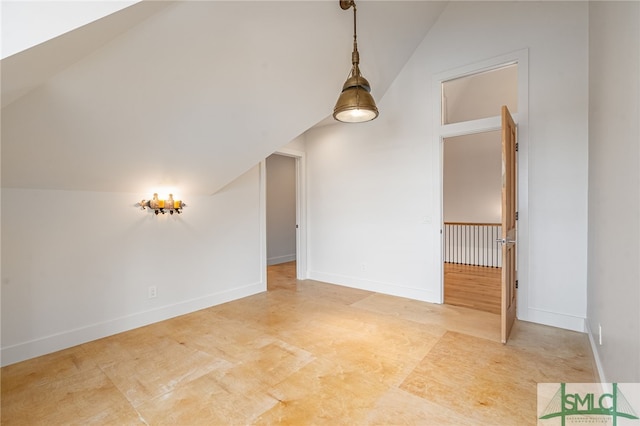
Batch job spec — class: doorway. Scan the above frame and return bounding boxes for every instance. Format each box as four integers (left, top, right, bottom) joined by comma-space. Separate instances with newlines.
263, 148, 307, 288
266, 154, 297, 268
437, 53, 525, 342
443, 131, 502, 314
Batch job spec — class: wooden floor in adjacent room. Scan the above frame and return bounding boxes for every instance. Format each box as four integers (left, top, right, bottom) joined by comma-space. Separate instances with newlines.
2, 261, 596, 425
444, 263, 502, 314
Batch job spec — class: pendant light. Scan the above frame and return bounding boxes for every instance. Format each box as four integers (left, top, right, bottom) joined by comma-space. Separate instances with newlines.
333, 0, 379, 123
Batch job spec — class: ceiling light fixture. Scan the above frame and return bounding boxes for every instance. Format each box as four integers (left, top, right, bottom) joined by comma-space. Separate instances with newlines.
333, 0, 379, 123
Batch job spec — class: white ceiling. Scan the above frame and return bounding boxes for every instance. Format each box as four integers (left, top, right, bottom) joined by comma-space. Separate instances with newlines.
1, 0, 141, 60
1, 1, 447, 195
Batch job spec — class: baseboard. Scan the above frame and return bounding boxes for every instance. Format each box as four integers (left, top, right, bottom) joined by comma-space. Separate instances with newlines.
522, 307, 587, 333
267, 254, 296, 266
585, 320, 607, 383
307, 270, 439, 303
1, 281, 265, 367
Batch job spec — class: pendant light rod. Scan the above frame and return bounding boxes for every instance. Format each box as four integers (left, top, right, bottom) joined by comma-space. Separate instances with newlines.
341, 0, 358, 55
351, 4, 359, 70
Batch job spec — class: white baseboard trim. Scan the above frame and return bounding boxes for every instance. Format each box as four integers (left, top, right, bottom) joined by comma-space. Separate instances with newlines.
267, 254, 296, 266
585, 321, 607, 383
1, 281, 265, 367
522, 307, 586, 333
308, 271, 439, 303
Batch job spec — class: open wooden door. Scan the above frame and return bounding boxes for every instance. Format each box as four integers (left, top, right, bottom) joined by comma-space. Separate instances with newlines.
500, 105, 517, 344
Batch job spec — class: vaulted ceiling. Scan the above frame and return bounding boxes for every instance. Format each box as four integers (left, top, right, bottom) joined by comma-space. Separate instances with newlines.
1, 1, 447, 195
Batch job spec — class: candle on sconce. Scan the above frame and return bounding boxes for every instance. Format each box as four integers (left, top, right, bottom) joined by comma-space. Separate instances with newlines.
150, 193, 160, 209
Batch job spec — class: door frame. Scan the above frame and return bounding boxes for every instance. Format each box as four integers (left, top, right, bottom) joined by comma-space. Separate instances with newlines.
433, 49, 529, 320
261, 148, 308, 282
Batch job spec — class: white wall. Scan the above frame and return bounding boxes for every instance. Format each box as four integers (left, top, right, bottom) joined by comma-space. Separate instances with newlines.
587, 1, 640, 382
305, 1, 589, 331
266, 154, 296, 265
443, 131, 501, 223
1, 166, 265, 366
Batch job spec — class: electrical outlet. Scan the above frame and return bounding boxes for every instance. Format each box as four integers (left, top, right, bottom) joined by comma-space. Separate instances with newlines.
598, 324, 602, 345
148, 286, 157, 299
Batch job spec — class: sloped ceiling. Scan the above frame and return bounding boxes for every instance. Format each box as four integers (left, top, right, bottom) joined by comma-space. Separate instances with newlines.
1, 1, 447, 195
1, 0, 142, 60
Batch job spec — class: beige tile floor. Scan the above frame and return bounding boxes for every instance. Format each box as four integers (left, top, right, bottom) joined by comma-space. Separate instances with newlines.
1, 261, 597, 425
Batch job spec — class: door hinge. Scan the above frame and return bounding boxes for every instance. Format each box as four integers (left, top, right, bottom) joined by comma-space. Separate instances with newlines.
515, 211, 518, 220
515, 142, 519, 152
515, 280, 519, 289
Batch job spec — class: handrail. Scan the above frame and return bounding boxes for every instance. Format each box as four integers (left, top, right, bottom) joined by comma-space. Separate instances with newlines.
444, 221, 501, 227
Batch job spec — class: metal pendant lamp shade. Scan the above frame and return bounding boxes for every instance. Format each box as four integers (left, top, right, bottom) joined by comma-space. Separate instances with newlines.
333, 0, 378, 123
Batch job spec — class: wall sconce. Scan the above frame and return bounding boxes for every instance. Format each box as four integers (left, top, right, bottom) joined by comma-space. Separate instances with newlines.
138, 193, 186, 215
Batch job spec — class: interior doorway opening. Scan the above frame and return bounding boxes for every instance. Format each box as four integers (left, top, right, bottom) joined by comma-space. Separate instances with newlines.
440, 63, 518, 317
266, 154, 297, 268
443, 131, 502, 314
436, 50, 527, 343
263, 148, 307, 289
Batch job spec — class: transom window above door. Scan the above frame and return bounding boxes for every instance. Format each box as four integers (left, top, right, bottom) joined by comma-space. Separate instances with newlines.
442, 64, 518, 125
